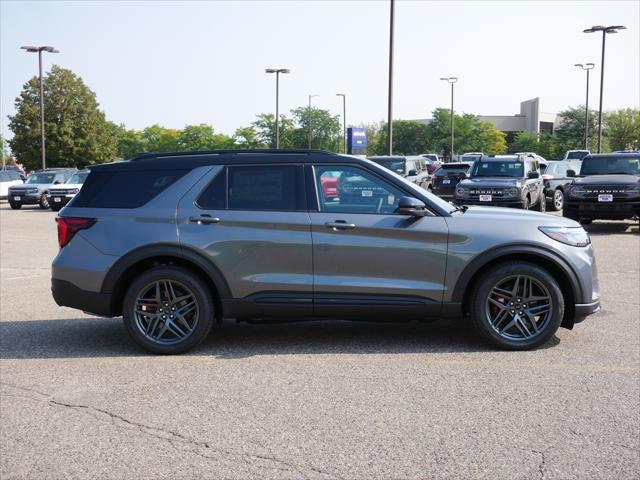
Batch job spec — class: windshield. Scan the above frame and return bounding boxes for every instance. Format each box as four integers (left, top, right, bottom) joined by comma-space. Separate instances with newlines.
580, 156, 640, 175
372, 158, 406, 175
567, 151, 589, 160
460, 155, 481, 162
422, 155, 438, 162
25, 173, 55, 184
66, 172, 89, 184
471, 161, 523, 177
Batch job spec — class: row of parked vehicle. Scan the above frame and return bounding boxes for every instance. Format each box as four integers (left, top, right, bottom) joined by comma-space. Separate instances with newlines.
1, 167, 89, 211
369, 150, 640, 225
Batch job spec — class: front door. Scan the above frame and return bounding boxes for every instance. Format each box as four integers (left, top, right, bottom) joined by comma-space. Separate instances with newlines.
308, 164, 449, 319
177, 164, 313, 318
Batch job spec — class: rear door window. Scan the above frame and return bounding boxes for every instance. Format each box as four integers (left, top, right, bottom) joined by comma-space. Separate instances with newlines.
227, 165, 304, 211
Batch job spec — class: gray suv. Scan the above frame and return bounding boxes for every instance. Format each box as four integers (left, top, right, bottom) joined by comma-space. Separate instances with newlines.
51, 150, 600, 354
9, 168, 77, 209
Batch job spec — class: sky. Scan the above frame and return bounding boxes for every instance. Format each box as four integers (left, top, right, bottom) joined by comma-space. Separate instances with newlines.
1, 0, 639, 140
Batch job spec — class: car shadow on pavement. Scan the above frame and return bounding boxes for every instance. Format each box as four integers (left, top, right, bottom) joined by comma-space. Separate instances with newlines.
583, 221, 638, 235
0, 317, 560, 360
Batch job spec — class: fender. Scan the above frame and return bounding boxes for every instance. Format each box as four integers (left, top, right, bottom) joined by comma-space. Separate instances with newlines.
100, 242, 232, 299
450, 243, 583, 304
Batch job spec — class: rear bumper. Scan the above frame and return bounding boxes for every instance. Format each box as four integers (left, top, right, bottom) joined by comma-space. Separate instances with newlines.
51, 279, 116, 317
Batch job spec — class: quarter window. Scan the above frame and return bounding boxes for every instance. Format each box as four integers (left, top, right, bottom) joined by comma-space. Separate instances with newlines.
228, 165, 302, 211
314, 165, 406, 214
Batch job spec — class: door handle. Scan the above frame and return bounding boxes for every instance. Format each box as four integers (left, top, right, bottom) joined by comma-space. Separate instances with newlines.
189, 215, 220, 225
325, 221, 356, 230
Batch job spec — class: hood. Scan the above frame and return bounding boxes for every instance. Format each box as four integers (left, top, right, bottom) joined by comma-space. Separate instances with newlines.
8, 183, 49, 190
458, 206, 579, 227
459, 177, 519, 187
49, 183, 83, 191
573, 174, 639, 186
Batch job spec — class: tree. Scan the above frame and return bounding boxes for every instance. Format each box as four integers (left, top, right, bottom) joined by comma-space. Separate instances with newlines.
8, 65, 118, 170
114, 125, 146, 160
510, 131, 561, 159
289, 107, 341, 151
372, 120, 431, 155
251, 113, 296, 148
233, 126, 265, 149
555, 106, 600, 152
177, 124, 234, 151
605, 108, 640, 151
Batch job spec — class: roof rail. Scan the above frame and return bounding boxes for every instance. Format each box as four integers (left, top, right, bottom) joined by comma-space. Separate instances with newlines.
131, 149, 339, 161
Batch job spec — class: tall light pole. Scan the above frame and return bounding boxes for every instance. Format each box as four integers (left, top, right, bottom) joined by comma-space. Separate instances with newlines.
265, 68, 290, 148
386, 0, 395, 155
307, 94, 318, 149
336, 93, 346, 153
21, 45, 58, 170
583, 25, 626, 153
574, 63, 595, 150
440, 77, 458, 161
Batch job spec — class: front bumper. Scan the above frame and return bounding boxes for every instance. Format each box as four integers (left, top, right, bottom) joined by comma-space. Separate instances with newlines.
46, 195, 74, 207
564, 200, 640, 219
574, 299, 601, 319
8, 192, 41, 204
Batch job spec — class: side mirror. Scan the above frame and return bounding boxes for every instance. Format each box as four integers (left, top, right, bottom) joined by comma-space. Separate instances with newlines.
567, 169, 576, 178
53, 181, 61, 185
396, 196, 428, 217
408, 169, 418, 176
527, 171, 540, 179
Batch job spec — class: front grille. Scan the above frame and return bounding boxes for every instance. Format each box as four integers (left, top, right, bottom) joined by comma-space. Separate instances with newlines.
581, 185, 638, 199
50, 189, 76, 196
9, 188, 37, 195
466, 188, 512, 200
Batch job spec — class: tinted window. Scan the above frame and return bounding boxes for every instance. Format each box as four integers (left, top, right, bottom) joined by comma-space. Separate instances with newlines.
197, 169, 226, 209
371, 158, 406, 175
228, 165, 302, 211
26, 173, 55, 184
67, 172, 89, 184
471, 161, 524, 177
71, 170, 186, 208
315, 165, 406, 214
580, 156, 640, 175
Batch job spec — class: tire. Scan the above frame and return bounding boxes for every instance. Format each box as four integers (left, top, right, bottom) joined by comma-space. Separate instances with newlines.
579, 218, 593, 225
549, 189, 564, 211
39, 194, 49, 209
9, 202, 22, 210
537, 190, 546, 213
522, 196, 530, 210
122, 266, 215, 354
470, 262, 564, 350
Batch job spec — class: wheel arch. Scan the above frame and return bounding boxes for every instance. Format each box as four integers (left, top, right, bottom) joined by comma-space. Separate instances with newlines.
101, 243, 231, 318
453, 245, 581, 329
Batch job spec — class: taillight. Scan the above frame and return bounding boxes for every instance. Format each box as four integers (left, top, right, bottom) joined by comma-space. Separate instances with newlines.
56, 217, 96, 248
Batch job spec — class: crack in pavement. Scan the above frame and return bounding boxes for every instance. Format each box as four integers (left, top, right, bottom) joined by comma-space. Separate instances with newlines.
1, 381, 340, 479
531, 449, 547, 480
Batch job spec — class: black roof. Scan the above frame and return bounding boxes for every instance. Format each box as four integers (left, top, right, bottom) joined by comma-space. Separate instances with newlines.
89, 149, 354, 172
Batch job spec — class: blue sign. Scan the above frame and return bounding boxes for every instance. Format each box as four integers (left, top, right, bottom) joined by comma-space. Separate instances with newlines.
347, 128, 368, 154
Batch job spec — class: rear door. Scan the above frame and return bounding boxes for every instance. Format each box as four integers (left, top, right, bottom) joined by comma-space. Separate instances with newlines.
308, 163, 449, 319
177, 164, 313, 317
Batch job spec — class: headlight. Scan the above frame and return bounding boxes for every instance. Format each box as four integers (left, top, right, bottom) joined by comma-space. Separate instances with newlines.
455, 187, 467, 197
72, 189, 80, 194
539, 226, 590, 247
569, 186, 586, 198
506, 187, 519, 197
627, 186, 640, 197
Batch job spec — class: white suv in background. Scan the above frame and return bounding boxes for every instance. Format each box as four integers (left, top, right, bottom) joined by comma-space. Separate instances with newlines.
0, 170, 24, 200
46, 170, 90, 211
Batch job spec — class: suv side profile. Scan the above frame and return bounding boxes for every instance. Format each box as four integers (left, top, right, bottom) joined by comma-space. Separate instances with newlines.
455, 155, 545, 211
52, 150, 599, 354
368, 156, 431, 190
8, 168, 77, 209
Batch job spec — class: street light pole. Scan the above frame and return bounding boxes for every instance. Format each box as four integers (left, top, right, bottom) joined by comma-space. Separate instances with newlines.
583, 25, 625, 153
308, 94, 318, 149
574, 63, 595, 150
336, 93, 346, 153
440, 77, 458, 161
386, 0, 395, 155
21, 45, 58, 170
265, 68, 290, 149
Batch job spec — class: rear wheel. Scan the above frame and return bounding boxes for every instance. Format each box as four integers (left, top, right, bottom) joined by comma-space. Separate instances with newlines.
9, 202, 22, 210
470, 262, 564, 350
123, 266, 215, 354
550, 189, 564, 211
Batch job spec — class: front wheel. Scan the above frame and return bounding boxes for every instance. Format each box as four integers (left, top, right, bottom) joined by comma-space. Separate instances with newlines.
521, 196, 530, 210
9, 202, 22, 210
123, 266, 215, 354
550, 189, 564, 211
537, 190, 546, 213
470, 262, 564, 350
39, 195, 49, 209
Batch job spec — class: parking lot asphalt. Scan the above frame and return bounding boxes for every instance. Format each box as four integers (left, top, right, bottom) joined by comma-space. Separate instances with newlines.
0, 202, 638, 480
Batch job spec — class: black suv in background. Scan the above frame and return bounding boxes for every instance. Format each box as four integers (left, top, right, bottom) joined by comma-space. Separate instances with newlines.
430, 162, 472, 200
563, 152, 640, 224
455, 155, 545, 211
542, 160, 582, 211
